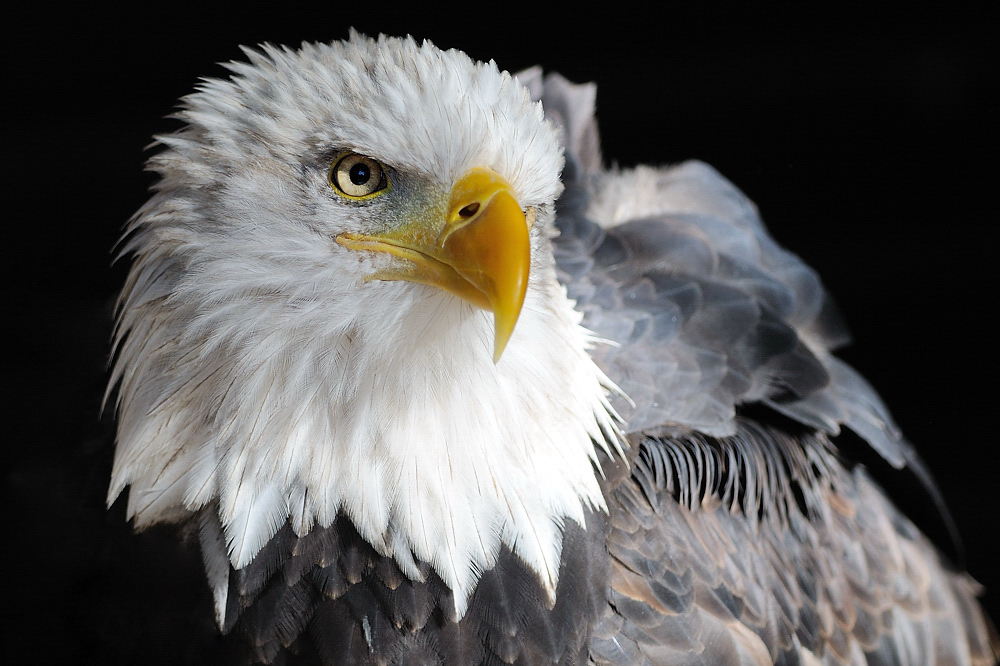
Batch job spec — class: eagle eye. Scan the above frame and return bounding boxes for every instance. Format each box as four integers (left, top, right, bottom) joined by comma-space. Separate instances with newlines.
330, 153, 389, 199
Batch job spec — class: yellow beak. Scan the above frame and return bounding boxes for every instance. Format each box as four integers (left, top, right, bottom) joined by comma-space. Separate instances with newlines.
336, 167, 530, 362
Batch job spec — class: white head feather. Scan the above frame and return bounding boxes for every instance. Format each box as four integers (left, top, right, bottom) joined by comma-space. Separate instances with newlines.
108, 32, 619, 616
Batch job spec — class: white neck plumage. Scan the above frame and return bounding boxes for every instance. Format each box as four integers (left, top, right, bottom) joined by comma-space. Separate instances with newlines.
110, 248, 620, 617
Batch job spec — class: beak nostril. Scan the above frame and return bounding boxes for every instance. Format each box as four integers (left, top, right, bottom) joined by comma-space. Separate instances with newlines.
458, 202, 480, 219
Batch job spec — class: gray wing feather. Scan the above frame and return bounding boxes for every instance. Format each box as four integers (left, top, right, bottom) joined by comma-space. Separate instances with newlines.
530, 71, 913, 469
554, 164, 839, 434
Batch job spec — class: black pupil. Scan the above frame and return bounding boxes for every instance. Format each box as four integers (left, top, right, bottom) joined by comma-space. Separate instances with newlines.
349, 162, 372, 186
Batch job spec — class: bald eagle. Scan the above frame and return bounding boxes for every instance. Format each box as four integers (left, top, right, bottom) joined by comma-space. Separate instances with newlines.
108, 32, 997, 665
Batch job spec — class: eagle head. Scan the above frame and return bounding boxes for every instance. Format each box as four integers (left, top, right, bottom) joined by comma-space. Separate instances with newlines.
108, 32, 619, 618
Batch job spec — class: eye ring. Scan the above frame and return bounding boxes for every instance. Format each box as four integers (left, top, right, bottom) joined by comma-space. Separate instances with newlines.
330, 153, 390, 199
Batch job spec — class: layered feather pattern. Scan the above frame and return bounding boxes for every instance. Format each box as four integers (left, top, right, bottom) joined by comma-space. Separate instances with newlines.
107, 35, 997, 665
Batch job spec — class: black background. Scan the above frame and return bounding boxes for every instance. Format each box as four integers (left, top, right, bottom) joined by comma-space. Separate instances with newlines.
6, 6, 998, 663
